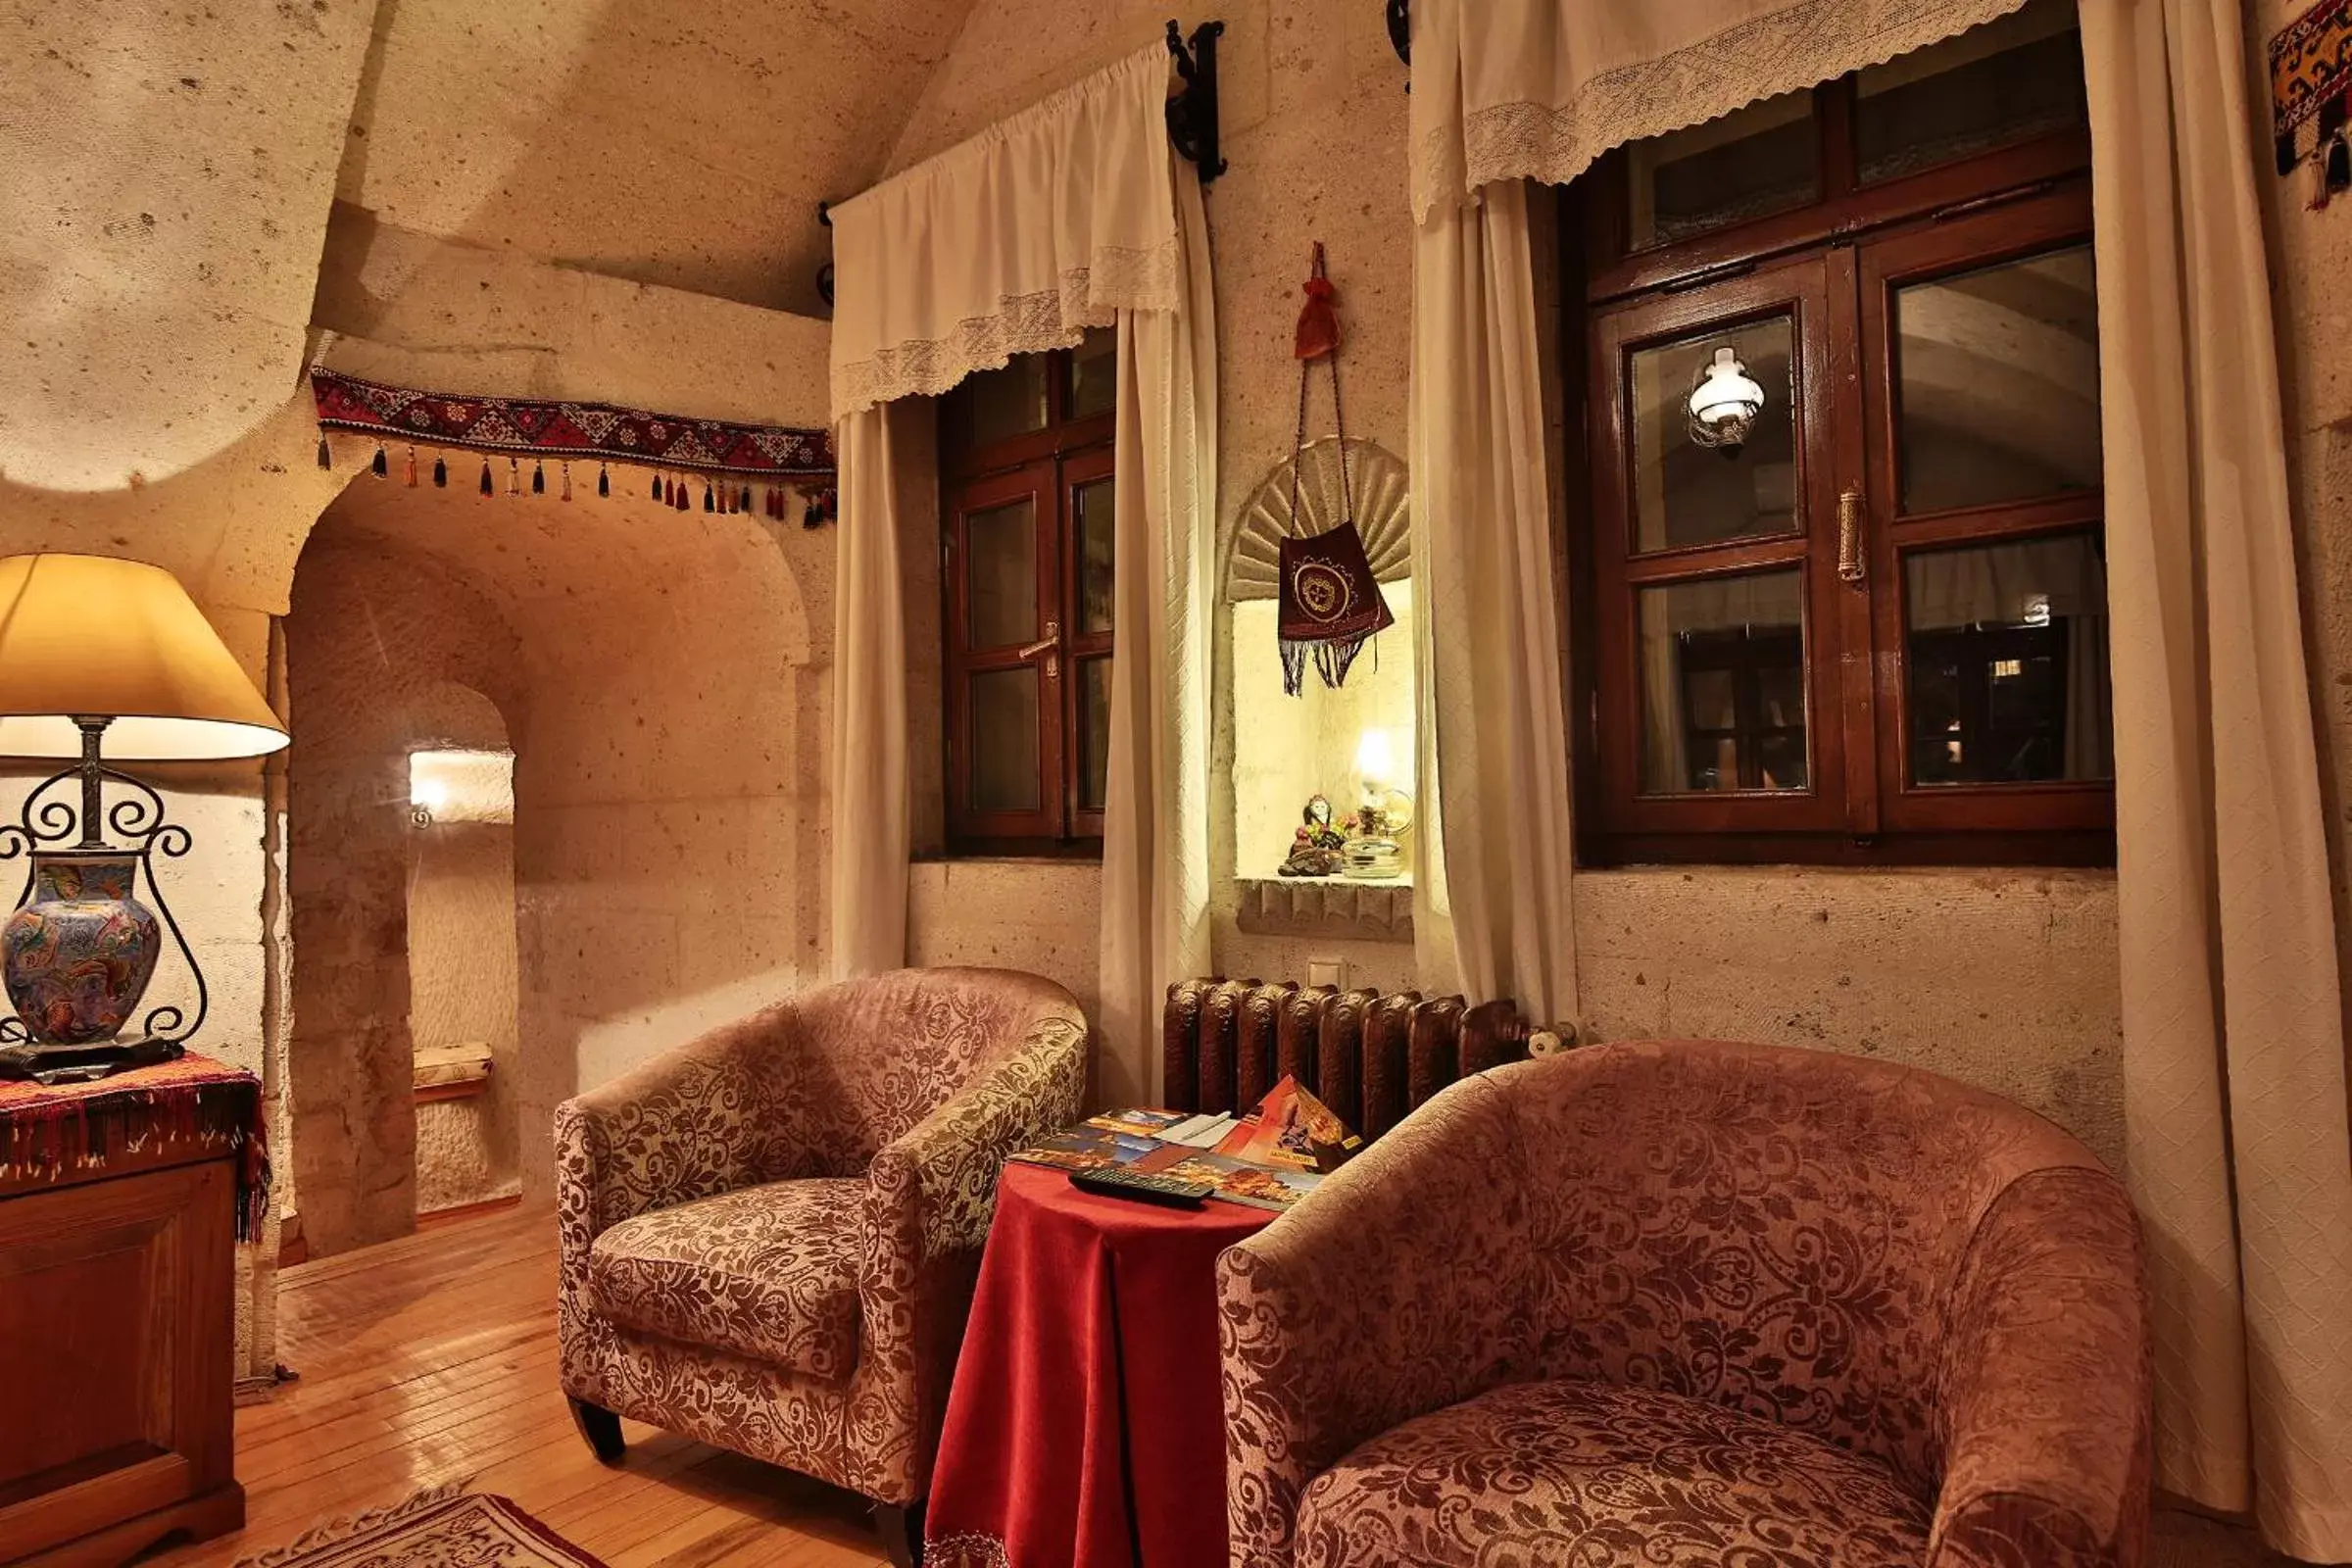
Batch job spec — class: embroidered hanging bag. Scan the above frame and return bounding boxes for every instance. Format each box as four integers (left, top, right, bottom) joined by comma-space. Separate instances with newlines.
1278, 243, 1393, 695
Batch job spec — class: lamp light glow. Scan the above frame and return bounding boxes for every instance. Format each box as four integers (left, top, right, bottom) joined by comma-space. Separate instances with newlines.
1688, 345, 1766, 452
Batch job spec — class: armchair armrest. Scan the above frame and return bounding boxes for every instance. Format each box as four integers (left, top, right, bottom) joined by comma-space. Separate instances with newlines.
846, 1010, 1086, 1499
1930, 1166, 2151, 1568
1218, 1071, 1535, 1568
862, 1011, 1088, 1269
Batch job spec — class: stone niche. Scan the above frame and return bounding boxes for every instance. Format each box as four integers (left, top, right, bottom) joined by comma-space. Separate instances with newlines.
1226, 438, 1418, 940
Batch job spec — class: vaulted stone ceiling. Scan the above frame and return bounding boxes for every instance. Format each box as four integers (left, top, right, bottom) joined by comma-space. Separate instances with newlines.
336, 0, 978, 316
0, 0, 966, 493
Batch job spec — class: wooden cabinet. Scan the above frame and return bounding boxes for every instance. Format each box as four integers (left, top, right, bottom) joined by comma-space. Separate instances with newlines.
0, 1143, 243, 1565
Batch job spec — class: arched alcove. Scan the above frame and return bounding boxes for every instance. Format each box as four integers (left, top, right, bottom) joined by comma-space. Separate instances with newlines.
282, 461, 825, 1258
401, 683, 523, 1220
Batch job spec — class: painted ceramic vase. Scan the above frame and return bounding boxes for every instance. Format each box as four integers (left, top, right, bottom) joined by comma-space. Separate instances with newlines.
2, 852, 161, 1046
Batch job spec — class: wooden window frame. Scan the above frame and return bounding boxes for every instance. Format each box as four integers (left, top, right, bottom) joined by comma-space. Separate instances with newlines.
1570, 66, 2112, 868
941, 345, 1116, 856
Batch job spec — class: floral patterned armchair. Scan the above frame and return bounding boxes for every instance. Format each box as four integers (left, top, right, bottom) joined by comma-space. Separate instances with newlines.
556, 967, 1086, 1554
1219, 1038, 2150, 1568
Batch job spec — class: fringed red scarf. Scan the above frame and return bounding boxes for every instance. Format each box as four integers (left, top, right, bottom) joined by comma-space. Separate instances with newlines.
0, 1054, 270, 1242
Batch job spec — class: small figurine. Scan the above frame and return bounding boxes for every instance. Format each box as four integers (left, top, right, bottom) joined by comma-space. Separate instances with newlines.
1279, 794, 1348, 877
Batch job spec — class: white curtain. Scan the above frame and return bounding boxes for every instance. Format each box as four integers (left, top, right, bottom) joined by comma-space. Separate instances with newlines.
1407, 179, 1578, 1024
2081, 0, 2352, 1554
1098, 176, 1216, 1106
826, 43, 1215, 1099
828, 403, 910, 979
829, 44, 1182, 418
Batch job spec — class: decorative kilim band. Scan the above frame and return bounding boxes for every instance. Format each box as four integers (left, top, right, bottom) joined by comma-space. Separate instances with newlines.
310, 368, 834, 480
2273, 0, 2352, 173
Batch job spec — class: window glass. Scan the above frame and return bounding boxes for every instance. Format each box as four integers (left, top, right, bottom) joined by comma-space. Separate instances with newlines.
965, 498, 1038, 649
1075, 477, 1115, 632
1858, 0, 2085, 185
1630, 316, 1798, 554
969, 668, 1043, 811
1638, 569, 1808, 794
1068, 326, 1117, 419
1904, 534, 2111, 785
1076, 656, 1111, 811
1895, 244, 2099, 514
1628, 90, 1819, 249
946, 356, 1050, 452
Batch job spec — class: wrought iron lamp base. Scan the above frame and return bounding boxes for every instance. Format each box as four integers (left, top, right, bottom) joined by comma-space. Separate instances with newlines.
0, 717, 210, 1080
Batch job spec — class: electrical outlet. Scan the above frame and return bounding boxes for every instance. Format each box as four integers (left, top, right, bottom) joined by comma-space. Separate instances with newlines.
1307, 957, 1348, 990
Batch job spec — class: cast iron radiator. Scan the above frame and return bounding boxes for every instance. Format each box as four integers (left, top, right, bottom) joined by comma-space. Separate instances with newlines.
1161, 978, 1530, 1141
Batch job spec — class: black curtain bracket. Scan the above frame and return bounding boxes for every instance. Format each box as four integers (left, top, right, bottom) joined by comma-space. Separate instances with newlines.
1166, 20, 1228, 183
815, 200, 835, 310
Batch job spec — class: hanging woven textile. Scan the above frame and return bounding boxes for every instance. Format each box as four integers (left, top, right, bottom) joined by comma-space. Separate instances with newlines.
1278, 243, 1392, 696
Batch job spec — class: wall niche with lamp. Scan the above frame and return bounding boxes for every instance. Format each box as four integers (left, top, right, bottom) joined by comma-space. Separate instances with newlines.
1224, 437, 1417, 943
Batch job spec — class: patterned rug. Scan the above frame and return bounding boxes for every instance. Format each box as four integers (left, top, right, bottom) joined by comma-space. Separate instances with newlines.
235, 1487, 607, 1568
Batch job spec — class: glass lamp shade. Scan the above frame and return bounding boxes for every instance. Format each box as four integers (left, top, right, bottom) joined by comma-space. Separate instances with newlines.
0, 554, 287, 760
1688, 345, 1766, 449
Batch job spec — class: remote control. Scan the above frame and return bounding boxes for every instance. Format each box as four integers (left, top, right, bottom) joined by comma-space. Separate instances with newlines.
1069, 1167, 1214, 1207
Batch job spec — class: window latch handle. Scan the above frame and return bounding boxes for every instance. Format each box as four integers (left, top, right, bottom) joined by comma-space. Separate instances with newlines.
1837, 491, 1866, 584
1017, 620, 1061, 677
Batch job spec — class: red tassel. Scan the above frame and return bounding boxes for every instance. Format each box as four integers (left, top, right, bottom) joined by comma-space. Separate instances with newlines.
1295, 241, 1340, 362
674, 480, 690, 513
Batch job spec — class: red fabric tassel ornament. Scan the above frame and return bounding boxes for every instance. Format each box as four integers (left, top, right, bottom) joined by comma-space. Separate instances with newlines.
1295, 241, 1341, 362
369, 444, 389, 479
654, 470, 665, 502
703, 480, 716, 513
598, 463, 611, 498
404, 445, 418, 487
674, 479, 690, 513
433, 454, 448, 488
532, 459, 547, 495
479, 459, 494, 496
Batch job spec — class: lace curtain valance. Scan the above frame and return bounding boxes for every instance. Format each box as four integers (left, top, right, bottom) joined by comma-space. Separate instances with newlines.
1408, 0, 2031, 221
828, 42, 1180, 419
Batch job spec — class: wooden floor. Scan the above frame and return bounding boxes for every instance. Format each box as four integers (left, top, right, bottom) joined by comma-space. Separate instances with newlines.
149, 1205, 886, 1567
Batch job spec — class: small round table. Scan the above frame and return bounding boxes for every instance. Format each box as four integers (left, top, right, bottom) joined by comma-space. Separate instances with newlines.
924, 1162, 1274, 1568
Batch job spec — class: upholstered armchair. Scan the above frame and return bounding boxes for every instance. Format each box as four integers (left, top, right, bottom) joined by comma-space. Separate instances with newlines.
556, 967, 1086, 1553
1220, 1039, 2150, 1568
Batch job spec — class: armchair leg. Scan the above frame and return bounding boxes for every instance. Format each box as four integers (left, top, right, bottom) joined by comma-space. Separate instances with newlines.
568, 1397, 625, 1465
873, 1498, 925, 1568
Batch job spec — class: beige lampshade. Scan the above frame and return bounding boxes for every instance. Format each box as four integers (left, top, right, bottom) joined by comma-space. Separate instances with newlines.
0, 554, 288, 760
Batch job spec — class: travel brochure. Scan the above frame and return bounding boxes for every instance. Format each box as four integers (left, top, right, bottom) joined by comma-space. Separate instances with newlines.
1007, 1076, 1360, 1212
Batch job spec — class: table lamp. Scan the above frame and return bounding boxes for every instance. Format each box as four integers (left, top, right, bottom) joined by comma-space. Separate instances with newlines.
0, 554, 288, 1084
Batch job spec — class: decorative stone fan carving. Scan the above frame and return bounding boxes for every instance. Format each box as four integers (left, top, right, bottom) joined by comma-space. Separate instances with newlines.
1226, 437, 1409, 600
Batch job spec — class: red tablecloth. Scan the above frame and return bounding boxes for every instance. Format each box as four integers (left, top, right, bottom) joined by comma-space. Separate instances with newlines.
926, 1162, 1273, 1568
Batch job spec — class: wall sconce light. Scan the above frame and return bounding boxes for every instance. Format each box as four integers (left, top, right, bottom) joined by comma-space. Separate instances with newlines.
1688, 344, 1766, 453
